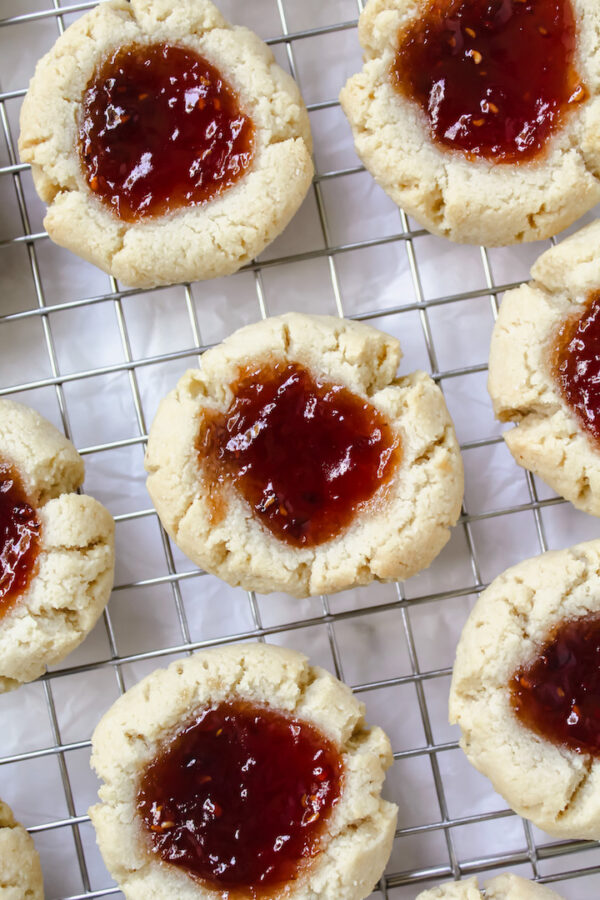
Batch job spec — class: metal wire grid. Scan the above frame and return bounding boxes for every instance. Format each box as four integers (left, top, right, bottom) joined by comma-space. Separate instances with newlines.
1, 1, 600, 898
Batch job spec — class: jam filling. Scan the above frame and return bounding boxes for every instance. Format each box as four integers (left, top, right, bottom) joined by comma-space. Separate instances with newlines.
0, 462, 41, 619
137, 701, 343, 894
553, 292, 600, 445
511, 614, 600, 755
392, 0, 585, 162
78, 42, 255, 221
198, 362, 401, 547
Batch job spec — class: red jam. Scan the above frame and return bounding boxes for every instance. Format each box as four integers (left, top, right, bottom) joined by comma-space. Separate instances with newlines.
198, 362, 401, 547
553, 292, 600, 445
137, 701, 343, 894
392, 0, 586, 162
0, 462, 41, 619
511, 614, 600, 755
78, 42, 255, 221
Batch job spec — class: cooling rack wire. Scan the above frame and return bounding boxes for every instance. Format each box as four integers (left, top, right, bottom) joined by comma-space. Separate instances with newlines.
1, 0, 600, 897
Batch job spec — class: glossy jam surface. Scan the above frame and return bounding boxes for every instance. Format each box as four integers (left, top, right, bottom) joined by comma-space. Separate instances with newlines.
0, 462, 41, 619
137, 701, 343, 893
511, 614, 600, 755
198, 362, 401, 547
79, 42, 255, 221
553, 292, 600, 444
392, 0, 585, 162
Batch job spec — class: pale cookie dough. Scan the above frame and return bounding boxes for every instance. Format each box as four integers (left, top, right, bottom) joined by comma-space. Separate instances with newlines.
415, 873, 563, 900
18, 0, 313, 288
450, 538, 600, 839
145, 313, 464, 597
488, 220, 600, 516
339, 0, 600, 245
0, 799, 44, 900
0, 399, 115, 692
90, 642, 398, 900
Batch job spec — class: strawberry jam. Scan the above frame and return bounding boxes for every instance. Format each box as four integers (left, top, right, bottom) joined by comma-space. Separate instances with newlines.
198, 362, 401, 547
392, 0, 585, 162
0, 462, 40, 619
78, 43, 255, 221
553, 293, 600, 445
137, 701, 343, 893
511, 614, 600, 755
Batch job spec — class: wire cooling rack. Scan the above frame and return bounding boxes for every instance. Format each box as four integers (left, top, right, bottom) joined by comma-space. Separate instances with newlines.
2, 1, 600, 898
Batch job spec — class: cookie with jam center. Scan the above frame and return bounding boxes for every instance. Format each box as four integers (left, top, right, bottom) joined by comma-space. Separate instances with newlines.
0, 399, 114, 692
0, 799, 44, 900
450, 538, 600, 839
89, 643, 398, 900
340, 0, 600, 245
18, 0, 313, 288
488, 219, 600, 517
144, 313, 464, 597
414, 873, 564, 899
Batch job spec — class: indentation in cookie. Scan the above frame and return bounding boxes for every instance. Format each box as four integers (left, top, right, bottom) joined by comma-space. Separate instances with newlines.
553, 291, 600, 445
0, 460, 41, 619
137, 698, 343, 893
196, 361, 402, 547
79, 42, 255, 221
512, 613, 600, 756
391, 0, 586, 162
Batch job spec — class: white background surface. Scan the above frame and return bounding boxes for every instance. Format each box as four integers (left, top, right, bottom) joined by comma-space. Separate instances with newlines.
1, 0, 600, 898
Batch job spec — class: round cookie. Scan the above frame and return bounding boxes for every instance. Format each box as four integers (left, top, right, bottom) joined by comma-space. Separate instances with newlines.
415, 874, 563, 900
0, 399, 115, 692
449, 538, 600, 839
339, 0, 600, 245
0, 799, 44, 900
18, 0, 313, 288
145, 312, 464, 597
488, 220, 600, 516
89, 642, 398, 900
